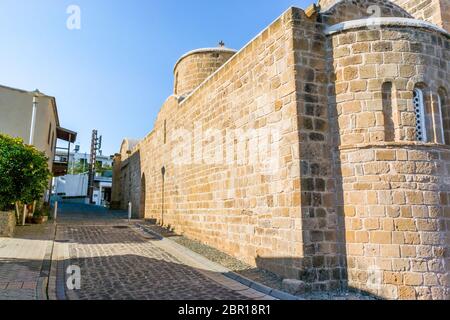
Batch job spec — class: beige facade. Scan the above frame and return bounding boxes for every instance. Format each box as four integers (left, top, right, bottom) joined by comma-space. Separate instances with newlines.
113, 0, 449, 299
0, 84, 76, 179
0, 85, 58, 169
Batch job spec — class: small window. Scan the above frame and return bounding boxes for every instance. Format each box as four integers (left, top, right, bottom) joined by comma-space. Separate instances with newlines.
382, 82, 395, 141
437, 91, 446, 144
439, 89, 450, 145
47, 123, 52, 145
414, 88, 427, 142
164, 120, 167, 144
51, 132, 55, 151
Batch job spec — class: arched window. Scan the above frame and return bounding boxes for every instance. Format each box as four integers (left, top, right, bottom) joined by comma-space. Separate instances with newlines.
439, 88, 449, 145
435, 91, 445, 144
164, 120, 167, 144
414, 88, 427, 142
382, 82, 395, 141
174, 72, 179, 94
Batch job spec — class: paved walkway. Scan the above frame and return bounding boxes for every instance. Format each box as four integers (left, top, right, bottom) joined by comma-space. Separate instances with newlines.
0, 223, 54, 300
51, 203, 273, 300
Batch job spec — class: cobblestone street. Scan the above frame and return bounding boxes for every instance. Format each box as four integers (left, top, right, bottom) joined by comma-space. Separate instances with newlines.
52, 203, 272, 300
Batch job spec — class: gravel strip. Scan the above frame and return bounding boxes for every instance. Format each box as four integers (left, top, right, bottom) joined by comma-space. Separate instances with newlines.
140, 223, 284, 290
140, 222, 376, 300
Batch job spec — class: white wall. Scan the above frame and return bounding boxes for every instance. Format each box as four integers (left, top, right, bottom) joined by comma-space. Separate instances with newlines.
54, 174, 88, 197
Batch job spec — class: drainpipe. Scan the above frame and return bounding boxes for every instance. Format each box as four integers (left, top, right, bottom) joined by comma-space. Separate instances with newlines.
29, 95, 38, 145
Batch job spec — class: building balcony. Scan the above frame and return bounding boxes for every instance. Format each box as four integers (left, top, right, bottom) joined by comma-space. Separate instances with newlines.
53, 127, 77, 177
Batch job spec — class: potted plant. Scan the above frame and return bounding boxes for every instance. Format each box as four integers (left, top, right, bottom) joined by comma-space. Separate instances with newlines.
32, 210, 49, 224
32, 202, 49, 224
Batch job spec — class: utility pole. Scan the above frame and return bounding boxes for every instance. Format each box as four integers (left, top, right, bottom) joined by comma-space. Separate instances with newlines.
87, 130, 99, 204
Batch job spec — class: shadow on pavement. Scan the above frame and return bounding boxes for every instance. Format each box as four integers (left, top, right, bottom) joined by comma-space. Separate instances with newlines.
56, 254, 250, 300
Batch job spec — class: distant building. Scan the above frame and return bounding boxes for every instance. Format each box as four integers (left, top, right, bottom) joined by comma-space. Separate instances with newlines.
55, 151, 114, 174
0, 84, 77, 200
53, 151, 113, 206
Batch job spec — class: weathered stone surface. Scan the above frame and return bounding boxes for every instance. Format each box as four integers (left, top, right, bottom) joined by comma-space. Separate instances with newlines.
112, 1, 450, 300
0, 211, 15, 238
282, 279, 307, 295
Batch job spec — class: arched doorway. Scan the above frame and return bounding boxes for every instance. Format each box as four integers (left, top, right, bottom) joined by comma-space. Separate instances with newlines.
161, 166, 166, 226
139, 173, 146, 219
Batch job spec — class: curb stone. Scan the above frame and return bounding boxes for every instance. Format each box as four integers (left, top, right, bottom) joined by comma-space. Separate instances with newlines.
224, 272, 301, 301
136, 223, 301, 301
47, 223, 59, 300
36, 223, 56, 300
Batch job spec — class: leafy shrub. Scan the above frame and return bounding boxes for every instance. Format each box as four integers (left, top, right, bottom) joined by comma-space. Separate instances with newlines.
0, 134, 51, 211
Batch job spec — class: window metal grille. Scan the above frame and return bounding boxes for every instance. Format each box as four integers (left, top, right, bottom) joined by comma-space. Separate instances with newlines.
414, 89, 427, 142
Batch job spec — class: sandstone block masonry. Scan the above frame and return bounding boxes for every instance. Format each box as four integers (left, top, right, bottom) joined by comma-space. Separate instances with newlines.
0, 211, 16, 238
113, 0, 449, 299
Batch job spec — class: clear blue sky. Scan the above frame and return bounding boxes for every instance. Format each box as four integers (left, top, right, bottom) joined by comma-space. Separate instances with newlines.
0, 0, 311, 156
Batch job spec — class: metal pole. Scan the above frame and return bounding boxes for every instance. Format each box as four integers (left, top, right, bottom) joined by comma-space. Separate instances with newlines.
128, 202, 132, 223
22, 204, 27, 226
29, 96, 38, 145
66, 134, 72, 175
48, 176, 54, 203
15, 202, 20, 223
54, 201, 58, 221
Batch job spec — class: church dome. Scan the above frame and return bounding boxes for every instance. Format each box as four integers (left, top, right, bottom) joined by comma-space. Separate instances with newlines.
173, 46, 236, 96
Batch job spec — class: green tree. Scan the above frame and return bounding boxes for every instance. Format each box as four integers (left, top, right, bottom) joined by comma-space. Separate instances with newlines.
68, 160, 112, 176
68, 161, 88, 175
0, 134, 51, 211
96, 162, 112, 176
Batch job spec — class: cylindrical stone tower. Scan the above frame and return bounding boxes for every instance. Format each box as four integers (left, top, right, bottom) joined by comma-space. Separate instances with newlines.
173, 47, 236, 97
318, 0, 449, 32
328, 18, 449, 300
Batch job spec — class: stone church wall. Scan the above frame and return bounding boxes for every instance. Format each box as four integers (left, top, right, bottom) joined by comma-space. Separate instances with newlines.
113, 1, 450, 299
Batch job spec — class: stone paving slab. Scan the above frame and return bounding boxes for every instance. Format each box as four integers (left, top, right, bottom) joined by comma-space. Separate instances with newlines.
0, 223, 55, 300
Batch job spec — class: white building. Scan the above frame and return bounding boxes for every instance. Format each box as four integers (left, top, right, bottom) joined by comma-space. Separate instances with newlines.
53, 150, 113, 206
56, 151, 114, 174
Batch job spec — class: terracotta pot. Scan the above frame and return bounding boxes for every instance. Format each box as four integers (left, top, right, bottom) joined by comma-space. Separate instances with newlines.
32, 216, 48, 224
